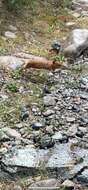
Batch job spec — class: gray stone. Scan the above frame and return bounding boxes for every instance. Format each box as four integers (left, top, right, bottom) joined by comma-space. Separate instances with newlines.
0, 56, 24, 70
43, 96, 56, 106
29, 178, 59, 188
77, 169, 88, 183
64, 29, 88, 58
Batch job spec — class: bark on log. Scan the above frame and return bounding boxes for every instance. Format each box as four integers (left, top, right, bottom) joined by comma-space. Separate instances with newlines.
15, 52, 67, 70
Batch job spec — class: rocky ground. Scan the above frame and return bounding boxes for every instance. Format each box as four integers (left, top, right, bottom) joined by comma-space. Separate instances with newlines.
1, 0, 88, 190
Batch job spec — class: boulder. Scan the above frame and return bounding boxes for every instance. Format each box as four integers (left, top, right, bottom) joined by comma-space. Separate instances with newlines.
64, 29, 88, 58
0, 56, 24, 70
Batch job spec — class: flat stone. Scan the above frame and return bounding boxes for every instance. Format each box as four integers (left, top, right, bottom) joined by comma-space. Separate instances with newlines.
29, 179, 59, 188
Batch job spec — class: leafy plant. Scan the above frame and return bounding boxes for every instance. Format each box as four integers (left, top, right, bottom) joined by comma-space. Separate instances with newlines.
52, 54, 65, 62
11, 69, 22, 79
6, 82, 18, 92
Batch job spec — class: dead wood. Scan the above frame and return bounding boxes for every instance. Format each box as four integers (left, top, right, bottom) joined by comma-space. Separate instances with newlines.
14, 52, 67, 70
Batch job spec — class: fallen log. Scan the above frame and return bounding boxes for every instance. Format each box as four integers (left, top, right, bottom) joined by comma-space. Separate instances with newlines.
15, 52, 67, 70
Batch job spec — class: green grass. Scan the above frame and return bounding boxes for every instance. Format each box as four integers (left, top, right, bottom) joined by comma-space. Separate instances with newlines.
6, 82, 18, 92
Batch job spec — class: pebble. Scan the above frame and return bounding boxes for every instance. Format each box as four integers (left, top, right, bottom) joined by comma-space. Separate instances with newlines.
32, 122, 44, 130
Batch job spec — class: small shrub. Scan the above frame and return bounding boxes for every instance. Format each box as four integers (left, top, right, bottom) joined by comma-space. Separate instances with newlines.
6, 82, 18, 92
4, 0, 35, 11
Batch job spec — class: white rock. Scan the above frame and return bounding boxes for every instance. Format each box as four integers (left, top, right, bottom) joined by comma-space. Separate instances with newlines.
64, 29, 88, 58
5, 31, 17, 39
